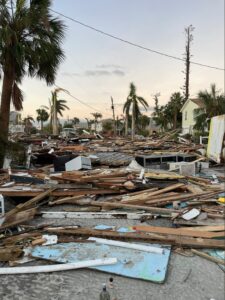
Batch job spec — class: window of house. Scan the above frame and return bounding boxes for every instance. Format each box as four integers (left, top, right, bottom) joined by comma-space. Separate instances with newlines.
185, 111, 187, 120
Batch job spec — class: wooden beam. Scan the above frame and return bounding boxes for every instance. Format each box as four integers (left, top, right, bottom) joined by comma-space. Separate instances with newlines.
0, 188, 125, 198
45, 227, 225, 249
121, 183, 185, 204
5, 188, 54, 217
131, 225, 225, 239
90, 201, 180, 215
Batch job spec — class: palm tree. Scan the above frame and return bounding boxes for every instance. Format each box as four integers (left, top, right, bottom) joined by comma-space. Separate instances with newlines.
123, 83, 149, 140
0, 0, 65, 167
36, 109, 49, 132
91, 113, 102, 132
50, 88, 69, 135
23, 115, 34, 134
72, 117, 80, 127
194, 84, 225, 132
43, 88, 69, 135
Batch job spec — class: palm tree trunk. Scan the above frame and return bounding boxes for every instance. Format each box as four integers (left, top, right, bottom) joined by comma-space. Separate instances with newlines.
52, 96, 58, 135
125, 115, 128, 136
132, 104, 135, 140
0, 73, 14, 168
41, 121, 43, 132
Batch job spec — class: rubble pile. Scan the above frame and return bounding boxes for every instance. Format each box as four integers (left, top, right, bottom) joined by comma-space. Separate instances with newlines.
0, 136, 224, 282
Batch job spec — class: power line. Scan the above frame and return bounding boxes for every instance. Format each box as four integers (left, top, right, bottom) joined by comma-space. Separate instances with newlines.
54, 84, 112, 117
50, 9, 224, 71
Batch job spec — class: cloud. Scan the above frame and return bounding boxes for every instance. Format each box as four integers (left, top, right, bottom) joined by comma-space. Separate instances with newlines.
61, 72, 80, 77
61, 68, 126, 77
84, 69, 125, 77
96, 64, 123, 69
85, 70, 111, 76
112, 69, 125, 76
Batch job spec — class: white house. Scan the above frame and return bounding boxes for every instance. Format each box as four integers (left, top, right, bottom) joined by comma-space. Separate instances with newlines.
9, 111, 21, 125
91, 122, 103, 133
180, 98, 205, 134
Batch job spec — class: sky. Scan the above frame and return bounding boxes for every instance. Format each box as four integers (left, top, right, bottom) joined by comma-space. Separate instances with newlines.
21, 0, 224, 120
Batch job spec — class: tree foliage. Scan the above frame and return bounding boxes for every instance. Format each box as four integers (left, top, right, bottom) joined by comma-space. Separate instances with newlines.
194, 84, 225, 132
0, 0, 65, 166
0, 0, 65, 111
36, 108, 49, 131
153, 92, 184, 130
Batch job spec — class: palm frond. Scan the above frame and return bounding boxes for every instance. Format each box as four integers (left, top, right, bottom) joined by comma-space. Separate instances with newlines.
11, 82, 23, 111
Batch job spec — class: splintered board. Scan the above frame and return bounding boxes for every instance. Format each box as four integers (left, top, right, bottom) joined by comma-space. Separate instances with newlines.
32, 242, 171, 283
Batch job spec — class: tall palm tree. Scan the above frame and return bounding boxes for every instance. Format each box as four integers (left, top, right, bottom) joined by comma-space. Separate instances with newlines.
0, 0, 65, 167
23, 115, 34, 134
194, 84, 225, 132
43, 88, 69, 134
36, 109, 49, 132
50, 88, 69, 135
91, 112, 102, 132
123, 83, 149, 140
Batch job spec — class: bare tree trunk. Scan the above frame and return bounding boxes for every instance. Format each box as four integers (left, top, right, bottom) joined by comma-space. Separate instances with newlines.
132, 104, 135, 140
52, 95, 58, 135
183, 25, 194, 102
0, 72, 14, 168
111, 97, 116, 136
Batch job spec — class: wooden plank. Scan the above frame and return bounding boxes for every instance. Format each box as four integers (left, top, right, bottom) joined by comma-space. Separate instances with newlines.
131, 225, 225, 238
121, 183, 185, 204
145, 192, 214, 206
180, 225, 225, 232
90, 201, 180, 215
46, 227, 225, 249
0, 208, 37, 231
174, 219, 225, 226
5, 188, 54, 217
191, 249, 225, 266
0, 188, 125, 197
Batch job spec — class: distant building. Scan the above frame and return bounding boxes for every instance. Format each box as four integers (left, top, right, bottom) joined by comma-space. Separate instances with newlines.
180, 98, 206, 134
91, 122, 103, 133
9, 111, 21, 125
9, 124, 25, 133
9, 111, 24, 133
74, 120, 89, 129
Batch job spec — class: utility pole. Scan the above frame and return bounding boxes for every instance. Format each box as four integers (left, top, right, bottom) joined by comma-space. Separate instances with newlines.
183, 25, 194, 102
111, 97, 116, 135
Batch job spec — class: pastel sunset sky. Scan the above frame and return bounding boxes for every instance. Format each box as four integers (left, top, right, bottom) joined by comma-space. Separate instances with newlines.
20, 0, 224, 120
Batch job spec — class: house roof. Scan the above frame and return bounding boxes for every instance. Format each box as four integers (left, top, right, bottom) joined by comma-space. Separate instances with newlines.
191, 98, 205, 108
180, 98, 205, 112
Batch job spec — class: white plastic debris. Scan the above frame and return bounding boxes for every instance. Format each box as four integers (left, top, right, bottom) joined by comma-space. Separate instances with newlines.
182, 208, 200, 220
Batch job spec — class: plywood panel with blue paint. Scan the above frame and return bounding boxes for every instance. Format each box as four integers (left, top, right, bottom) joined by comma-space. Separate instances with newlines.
31, 242, 171, 283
